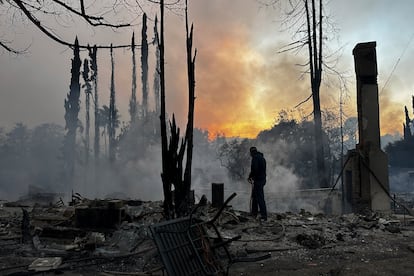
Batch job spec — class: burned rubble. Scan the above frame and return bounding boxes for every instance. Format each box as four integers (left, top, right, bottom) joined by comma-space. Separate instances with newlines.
0, 190, 413, 276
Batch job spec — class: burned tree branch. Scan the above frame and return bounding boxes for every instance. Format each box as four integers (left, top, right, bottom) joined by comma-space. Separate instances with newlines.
51, 0, 130, 27
146, 0, 181, 6
294, 93, 313, 109
0, 40, 27, 54
51, 0, 103, 21
10, 0, 140, 50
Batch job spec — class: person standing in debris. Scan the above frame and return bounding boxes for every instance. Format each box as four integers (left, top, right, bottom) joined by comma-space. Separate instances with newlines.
248, 146, 267, 221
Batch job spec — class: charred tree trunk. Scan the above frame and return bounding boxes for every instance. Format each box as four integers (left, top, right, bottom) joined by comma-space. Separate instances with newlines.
169, 116, 187, 216
153, 16, 161, 115
63, 37, 82, 189
141, 13, 149, 118
88, 45, 99, 162
129, 33, 137, 122
183, 0, 197, 209
305, 0, 328, 188
412, 95, 414, 115
158, 0, 173, 219
158, 0, 197, 218
108, 45, 117, 163
82, 58, 92, 164
404, 106, 412, 140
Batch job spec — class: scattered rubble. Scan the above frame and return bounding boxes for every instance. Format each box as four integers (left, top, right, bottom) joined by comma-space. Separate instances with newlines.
0, 193, 413, 275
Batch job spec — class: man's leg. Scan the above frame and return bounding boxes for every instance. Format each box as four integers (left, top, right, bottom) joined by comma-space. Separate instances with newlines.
251, 185, 258, 217
256, 181, 267, 220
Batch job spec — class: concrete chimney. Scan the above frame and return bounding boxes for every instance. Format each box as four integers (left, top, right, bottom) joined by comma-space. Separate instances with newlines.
343, 42, 390, 213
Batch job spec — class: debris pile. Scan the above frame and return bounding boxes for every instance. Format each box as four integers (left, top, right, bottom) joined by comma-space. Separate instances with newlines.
0, 193, 413, 275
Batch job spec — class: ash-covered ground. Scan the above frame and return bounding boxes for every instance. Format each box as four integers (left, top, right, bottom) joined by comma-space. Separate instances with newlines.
0, 194, 414, 276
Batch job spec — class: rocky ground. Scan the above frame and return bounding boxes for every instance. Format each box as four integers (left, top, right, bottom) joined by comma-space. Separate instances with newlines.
0, 195, 413, 275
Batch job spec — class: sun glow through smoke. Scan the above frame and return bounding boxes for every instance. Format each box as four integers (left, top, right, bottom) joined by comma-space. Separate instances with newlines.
193, 34, 278, 138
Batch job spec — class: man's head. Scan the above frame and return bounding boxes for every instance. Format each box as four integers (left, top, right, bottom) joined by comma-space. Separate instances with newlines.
250, 146, 257, 156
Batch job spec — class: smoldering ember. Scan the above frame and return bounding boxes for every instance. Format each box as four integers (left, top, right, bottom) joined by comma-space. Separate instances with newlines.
1, 1, 414, 276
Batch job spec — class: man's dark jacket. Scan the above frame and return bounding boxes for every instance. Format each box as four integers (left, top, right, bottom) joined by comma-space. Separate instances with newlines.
249, 151, 266, 182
